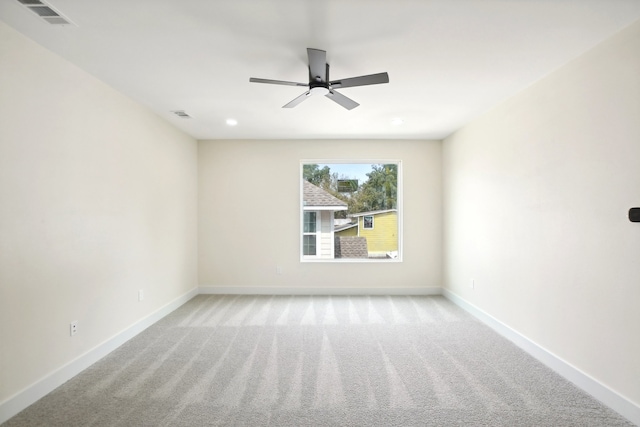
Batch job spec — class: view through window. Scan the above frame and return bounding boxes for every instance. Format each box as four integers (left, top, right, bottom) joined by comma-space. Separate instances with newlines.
301, 162, 401, 261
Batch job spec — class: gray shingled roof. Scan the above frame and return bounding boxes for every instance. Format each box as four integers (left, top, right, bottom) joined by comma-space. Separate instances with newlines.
334, 236, 368, 258
303, 180, 348, 208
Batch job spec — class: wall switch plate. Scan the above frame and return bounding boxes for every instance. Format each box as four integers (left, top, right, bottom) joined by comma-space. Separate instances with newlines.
470, 279, 475, 289
276, 266, 282, 275
138, 289, 144, 302
70, 321, 78, 336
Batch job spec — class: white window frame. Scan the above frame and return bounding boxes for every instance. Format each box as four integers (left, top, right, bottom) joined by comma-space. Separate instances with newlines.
300, 160, 403, 263
302, 210, 320, 258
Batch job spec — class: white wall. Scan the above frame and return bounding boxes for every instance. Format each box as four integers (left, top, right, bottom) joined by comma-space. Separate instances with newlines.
0, 21, 198, 405
4, 7, 637, 421
199, 139, 441, 292
443, 19, 640, 409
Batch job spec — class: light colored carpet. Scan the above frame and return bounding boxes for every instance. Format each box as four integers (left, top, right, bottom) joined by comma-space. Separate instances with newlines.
4, 295, 632, 426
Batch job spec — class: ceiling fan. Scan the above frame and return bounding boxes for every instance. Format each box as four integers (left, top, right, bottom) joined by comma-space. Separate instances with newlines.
250, 48, 389, 110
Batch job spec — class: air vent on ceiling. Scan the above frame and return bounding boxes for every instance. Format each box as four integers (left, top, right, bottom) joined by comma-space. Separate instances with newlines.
16, 0, 75, 26
171, 110, 192, 119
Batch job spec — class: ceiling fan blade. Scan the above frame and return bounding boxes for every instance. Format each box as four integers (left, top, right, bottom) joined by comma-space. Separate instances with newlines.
250, 77, 307, 87
307, 48, 327, 82
330, 72, 389, 89
283, 91, 311, 108
325, 89, 359, 110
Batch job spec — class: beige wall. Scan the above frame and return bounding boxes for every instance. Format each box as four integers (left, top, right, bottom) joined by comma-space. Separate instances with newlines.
443, 19, 640, 406
198, 139, 441, 291
4, 6, 638, 419
0, 22, 198, 403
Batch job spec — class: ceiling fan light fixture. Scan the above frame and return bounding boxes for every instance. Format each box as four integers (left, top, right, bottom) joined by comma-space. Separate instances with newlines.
310, 86, 329, 96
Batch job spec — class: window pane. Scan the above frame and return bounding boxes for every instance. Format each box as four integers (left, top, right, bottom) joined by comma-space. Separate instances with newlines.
302, 162, 400, 261
303, 235, 316, 255
304, 211, 316, 233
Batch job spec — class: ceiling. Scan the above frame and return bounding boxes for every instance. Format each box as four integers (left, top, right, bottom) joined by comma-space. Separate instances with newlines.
2, 0, 640, 140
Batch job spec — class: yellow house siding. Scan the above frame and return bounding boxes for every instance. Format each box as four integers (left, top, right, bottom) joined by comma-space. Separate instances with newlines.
335, 226, 358, 237
358, 211, 398, 254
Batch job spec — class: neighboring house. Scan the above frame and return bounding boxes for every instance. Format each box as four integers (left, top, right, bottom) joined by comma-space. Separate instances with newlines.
302, 180, 347, 259
346, 209, 398, 258
334, 222, 358, 237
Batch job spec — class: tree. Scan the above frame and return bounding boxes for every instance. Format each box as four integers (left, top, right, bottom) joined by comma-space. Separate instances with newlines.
302, 164, 331, 188
349, 164, 397, 213
302, 163, 397, 216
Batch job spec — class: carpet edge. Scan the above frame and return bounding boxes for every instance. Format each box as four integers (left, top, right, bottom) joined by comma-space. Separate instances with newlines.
198, 285, 443, 295
442, 288, 640, 426
0, 287, 199, 425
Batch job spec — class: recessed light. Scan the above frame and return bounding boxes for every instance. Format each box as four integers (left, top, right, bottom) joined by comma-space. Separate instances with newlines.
226, 118, 238, 126
391, 118, 404, 125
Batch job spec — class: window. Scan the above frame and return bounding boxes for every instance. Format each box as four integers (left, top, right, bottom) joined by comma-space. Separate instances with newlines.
303, 211, 317, 256
363, 215, 374, 229
301, 161, 401, 261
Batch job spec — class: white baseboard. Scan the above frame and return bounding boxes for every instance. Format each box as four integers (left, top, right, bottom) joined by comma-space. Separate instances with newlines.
10, 286, 635, 426
442, 289, 640, 426
0, 287, 199, 425
2, 285, 438, 423
198, 285, 443, 296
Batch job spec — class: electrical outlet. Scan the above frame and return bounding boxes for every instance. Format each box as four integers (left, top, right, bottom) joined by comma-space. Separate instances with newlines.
470, 279, 475, 289
138, 289, 144, 302
276, 266, 282, 275
70, 321, 78, 336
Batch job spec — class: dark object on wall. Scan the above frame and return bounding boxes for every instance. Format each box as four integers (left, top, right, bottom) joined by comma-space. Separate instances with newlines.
629, 208, 640, 222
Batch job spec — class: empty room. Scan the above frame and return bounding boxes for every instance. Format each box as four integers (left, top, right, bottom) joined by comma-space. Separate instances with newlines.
1, 0, 639, 425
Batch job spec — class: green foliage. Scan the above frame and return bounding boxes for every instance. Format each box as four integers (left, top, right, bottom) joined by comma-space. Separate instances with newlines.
348, 164, 397, 213
303, 163, 397, 216
374, 164, 398, 209
302, 164, 331, 188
